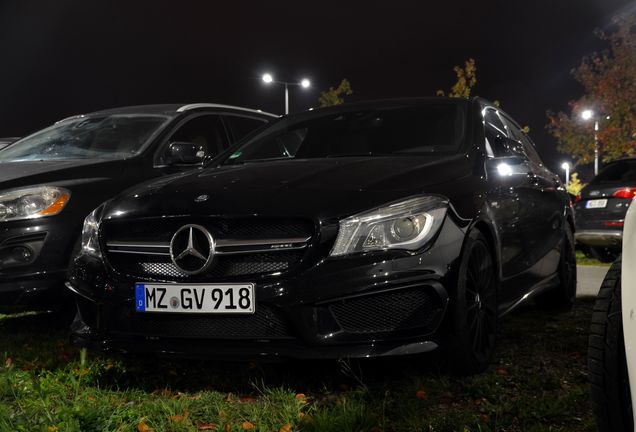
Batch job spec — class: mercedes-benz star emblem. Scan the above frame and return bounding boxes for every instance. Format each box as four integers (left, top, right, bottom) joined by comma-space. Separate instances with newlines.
170, 224, 215, 275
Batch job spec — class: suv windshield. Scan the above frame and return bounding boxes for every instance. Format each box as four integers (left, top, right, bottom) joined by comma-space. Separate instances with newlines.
591, 160, 636, 184
223, 103, 466, 165
0, 115, 168, 162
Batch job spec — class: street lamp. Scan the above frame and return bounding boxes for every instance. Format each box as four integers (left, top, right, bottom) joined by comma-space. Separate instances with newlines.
261, 73, 311, 115
580, 109, 600, 175
561, 162, 570, 185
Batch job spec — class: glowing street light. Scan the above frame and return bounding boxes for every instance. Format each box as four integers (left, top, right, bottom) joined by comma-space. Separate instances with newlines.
580, 108, 600, 175
261, 73, 311, 114
561, 162, 570, 185
262, 73, 273, 84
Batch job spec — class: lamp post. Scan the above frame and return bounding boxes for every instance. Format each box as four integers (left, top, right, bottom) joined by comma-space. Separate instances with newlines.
262, 73, 311, 115
561, 162, 570, 185
581, 109, 600, 175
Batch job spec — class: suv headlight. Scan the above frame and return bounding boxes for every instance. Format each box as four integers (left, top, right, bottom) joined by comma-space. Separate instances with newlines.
0, 186, 70, 222
81, 205, 104, 258
330, 196, 448, 257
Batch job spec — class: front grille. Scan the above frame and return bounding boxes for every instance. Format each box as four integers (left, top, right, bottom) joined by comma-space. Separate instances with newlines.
329, 287, 444, 334
114, 251, 304, 280
110, 304, 294, 339
102, 217, 314, 280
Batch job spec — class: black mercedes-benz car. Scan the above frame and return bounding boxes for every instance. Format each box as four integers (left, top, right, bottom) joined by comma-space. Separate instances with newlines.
0, 103, 275, 311
574, 158, 636, 262
67, 97, 575, 373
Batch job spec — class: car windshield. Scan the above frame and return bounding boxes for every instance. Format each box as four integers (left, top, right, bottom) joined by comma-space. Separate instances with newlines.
0, 114, 169, 162
222, 103, 466, 165
591, 160, 636, 184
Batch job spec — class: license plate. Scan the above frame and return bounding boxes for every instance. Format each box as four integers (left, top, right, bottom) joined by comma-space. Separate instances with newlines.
135, 283, 255, 314
586, 199, 608, 209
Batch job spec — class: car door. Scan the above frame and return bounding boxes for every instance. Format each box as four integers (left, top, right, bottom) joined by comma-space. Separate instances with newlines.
482, 108, 543, 309
505, 118, 564, 277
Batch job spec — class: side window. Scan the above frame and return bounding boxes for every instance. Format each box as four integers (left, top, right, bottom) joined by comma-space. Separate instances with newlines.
483, 108, 509, 157
224, 115, 269, 142
502, 115, 543, 165
520, 133, 544, 166
157, 114, 227, 165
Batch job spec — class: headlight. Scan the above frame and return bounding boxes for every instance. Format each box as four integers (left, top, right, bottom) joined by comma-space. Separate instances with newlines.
81, 205, 103, 258
330, 196, 448, 257
0, 186, 70, 222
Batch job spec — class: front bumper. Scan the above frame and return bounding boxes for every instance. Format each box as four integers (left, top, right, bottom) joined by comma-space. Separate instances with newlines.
575, 230, 623, 248
67, 217, 466, 359
0, 217, 78, 309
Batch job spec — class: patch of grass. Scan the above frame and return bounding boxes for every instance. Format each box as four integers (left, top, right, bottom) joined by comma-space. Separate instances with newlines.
576, 250, 611, 266
0, 300, 597, 431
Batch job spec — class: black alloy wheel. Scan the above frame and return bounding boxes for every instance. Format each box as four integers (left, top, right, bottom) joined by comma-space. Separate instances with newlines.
449, 229, 498, 375
589, 258, 633, 432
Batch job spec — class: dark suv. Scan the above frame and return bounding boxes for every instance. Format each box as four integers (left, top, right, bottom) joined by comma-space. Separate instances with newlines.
0, 103, 275, 311
574, 158, 636, 261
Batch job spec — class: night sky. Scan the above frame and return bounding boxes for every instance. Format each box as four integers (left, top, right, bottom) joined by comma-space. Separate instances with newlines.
0, 0, 634, 175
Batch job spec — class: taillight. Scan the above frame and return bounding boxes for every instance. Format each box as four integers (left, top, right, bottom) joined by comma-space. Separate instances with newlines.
603, 220, 625, 227
612, 188, 636, 199
575, 194, 582, 203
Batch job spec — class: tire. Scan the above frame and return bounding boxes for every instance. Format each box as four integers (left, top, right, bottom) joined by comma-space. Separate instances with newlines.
588, 258, 633, 432
590, 246, 620, 263
536, 224, 577, 310
449, 229, 498, 375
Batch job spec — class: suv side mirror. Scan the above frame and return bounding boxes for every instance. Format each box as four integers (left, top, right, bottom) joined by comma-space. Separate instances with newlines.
164, 142, 205, 166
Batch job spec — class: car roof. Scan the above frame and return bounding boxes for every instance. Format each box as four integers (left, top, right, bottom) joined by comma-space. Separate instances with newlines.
56, 103, 278, 123
273, 97, 478, 123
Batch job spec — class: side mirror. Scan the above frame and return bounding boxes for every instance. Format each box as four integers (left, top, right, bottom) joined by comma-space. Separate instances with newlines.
164, 142, 205, 166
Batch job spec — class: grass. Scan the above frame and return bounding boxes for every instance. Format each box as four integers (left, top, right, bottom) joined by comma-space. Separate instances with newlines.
0, 298, 597, 432
576, 250, 611, 266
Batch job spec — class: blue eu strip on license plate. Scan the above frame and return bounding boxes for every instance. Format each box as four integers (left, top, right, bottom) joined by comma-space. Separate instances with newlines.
135, 283, 146, 311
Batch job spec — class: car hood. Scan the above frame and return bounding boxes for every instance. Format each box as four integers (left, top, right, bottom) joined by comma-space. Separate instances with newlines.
0, 159, 131, 190
105, 155, 477, 221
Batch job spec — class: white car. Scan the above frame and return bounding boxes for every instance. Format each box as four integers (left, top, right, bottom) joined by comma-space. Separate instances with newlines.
589, 195, 636, 431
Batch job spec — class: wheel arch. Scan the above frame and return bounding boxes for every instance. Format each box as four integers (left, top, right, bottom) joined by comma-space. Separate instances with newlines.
467, 218, 502, 282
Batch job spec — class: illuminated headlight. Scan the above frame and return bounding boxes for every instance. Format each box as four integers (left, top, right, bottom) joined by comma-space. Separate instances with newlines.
330, 196, 448, 256
81, 205, 104, 258
0, 186, 70, 222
